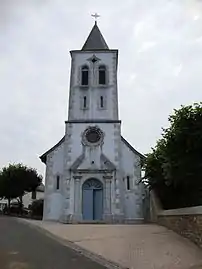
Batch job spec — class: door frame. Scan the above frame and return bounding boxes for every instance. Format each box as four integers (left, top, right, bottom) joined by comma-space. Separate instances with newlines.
82, 178, 103, 220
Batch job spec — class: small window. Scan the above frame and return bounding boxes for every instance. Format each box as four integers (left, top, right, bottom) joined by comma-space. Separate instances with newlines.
83, 96, 87, 108
100, 96, 104, 108
99, 65, 106, 85
81, 66, 89, 86
126, 176, 130, 190
56, 175, 60, 190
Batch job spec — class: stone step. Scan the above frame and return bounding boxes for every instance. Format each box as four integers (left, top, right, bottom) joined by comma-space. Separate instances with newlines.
65, 218, 145, 224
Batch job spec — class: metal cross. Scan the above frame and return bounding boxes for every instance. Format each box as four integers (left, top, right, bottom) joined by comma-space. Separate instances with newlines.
91, 13, 100, 22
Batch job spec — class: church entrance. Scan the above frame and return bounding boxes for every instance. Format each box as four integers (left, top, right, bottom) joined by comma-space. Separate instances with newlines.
82, 178, 103, 221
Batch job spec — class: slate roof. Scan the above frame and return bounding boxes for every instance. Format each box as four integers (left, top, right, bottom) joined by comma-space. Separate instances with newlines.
39, 136, 65, 164
121, 136, 145, 160
82, 22, 109, 51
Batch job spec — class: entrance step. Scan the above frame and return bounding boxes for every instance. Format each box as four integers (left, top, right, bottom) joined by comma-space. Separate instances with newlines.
67, 218, 145, 224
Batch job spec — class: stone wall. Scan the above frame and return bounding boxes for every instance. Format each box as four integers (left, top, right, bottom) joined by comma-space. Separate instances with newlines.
150, 191, 202, 248
158, 211, 202, 248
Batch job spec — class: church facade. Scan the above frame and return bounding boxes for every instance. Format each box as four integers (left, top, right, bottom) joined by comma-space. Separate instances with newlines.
40, 22, 145, 223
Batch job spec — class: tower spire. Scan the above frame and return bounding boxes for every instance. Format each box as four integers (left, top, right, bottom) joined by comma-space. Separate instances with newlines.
82, 14, 109, 51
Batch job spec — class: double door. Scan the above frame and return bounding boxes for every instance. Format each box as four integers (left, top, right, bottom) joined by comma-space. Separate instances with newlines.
82, 183, 103, 220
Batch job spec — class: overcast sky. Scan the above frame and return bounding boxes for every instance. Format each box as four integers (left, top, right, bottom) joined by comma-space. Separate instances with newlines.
1, 0, 202, 177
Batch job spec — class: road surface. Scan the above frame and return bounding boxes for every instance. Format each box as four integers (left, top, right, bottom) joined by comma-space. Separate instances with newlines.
0, 216, 107, 269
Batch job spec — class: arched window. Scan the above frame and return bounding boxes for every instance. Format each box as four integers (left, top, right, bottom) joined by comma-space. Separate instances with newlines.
81, 65, 89, 86
99, 65, 106, 85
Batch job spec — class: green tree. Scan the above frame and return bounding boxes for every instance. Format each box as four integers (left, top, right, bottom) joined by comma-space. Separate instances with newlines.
0, 164, 42, 212
144, 103, 202, 209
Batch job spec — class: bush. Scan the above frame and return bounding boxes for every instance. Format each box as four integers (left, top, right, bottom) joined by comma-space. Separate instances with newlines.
30, 199, 44, 218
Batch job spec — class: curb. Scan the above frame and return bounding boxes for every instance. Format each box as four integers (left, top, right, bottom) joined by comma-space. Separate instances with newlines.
16, 218, 127, 269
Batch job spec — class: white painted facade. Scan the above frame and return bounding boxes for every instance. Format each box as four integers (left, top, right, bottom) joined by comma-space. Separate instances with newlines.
41, 23, 145, 223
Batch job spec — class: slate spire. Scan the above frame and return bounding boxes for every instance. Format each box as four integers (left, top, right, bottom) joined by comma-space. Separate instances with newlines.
82, 22, 109, 51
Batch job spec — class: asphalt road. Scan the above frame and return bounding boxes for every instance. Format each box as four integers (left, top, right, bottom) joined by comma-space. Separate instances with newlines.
0, 216, 107, 269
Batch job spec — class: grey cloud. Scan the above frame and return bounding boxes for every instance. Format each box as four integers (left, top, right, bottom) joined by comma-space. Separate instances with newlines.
1, 0, 202, 176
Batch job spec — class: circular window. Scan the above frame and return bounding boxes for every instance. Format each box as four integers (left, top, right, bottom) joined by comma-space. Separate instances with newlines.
82, 127, 104, 146
86, 129, 101, 143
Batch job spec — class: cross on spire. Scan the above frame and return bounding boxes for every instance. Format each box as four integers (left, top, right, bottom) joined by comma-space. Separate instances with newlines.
91, 13, 100, 23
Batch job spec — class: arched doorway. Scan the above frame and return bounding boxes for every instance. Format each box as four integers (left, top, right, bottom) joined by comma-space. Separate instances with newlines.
82, 178, 103, 221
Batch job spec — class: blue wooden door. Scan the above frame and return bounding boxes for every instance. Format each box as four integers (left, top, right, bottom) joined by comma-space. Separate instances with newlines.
82, 189, 93, 220
82, 178, 103, 221
93, 189, 103, 220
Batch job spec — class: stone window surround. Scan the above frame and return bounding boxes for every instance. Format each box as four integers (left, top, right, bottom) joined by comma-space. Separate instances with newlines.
96, 64, 109, 87
78, 63, 109, 87
80, 94, 89, 110
124, 175, 134, 192
81, 65, 89, 86
98, 65, 107, 86
97, 94, 107, 110
81, 126, 104, 147
55, 174, 61, 192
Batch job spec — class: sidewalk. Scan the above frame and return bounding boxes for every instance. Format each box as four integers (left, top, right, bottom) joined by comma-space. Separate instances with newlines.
18, 219, 202, 269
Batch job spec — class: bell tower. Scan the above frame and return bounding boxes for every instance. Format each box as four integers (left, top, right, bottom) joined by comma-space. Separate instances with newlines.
67, 21, 119, 122
62, 20, 123, 223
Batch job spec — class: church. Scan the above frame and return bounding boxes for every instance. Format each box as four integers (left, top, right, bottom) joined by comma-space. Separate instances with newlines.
40, 21, 145, 223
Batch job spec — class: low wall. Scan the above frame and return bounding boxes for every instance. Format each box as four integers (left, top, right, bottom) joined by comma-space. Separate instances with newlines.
150, 191, 202, 248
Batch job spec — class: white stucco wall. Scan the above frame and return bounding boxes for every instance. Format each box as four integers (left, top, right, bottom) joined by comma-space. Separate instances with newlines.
48, 193, 63, 220
68, 50, 118, 121
43, 142, 64, 221
51, 143, 64, 175
121, 139, 143, 219
66, 122, 120, 167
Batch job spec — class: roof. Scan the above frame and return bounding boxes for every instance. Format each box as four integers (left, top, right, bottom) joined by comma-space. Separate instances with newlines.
39, 136, 65, 164
121, 136, 145, 160
82, 22, 109, 51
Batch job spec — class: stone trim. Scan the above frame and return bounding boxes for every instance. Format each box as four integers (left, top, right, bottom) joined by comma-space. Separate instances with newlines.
158, 206, 202, 216
151, 190, 202, 248
65, 120, 121, 124
96, 64, 109, 87
100, 153, 116, 170
73, 175, 83, 180
82, 126, 104, 147
69, 153, 85, 170
103, 175, 113, 180
70, 49, 118, 54
158, 215, 202, 249
71, 169, 115, 173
